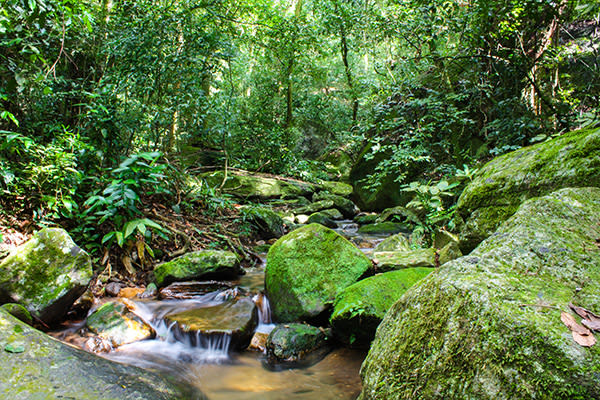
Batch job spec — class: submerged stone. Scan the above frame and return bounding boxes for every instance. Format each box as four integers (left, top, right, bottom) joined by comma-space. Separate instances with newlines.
0, 228, 93, 325
165, 298, 258, 351
86, 300, 154, 347
265, 224, 372, 322
455, 127, 600, 252
372, 248, 436, 272
265, 323, 331, 368
154, 250, 242, 287
331, 268, 434, 347
0, 308, 203, 399
360, 187, 600, 399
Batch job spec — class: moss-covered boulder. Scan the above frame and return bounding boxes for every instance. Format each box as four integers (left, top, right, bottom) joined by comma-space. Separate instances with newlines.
265, 224, 372, 322
265, 323, 331, 368
165, 298, 257, 350
154, 250, 241, 287
438, 241, 462, 265
313, 192, 359, 218
86, 301, 154, 347
372, 248, 436, 272
242, 206, 285, 239
360, 187, 600, 400
354, 213, 379, 225
318, 181, 354, 197
331, 268, 434, 347
455, 127, 600, 253
320, 208, 343, 220
307, 212, 338, 228
296, 199, 335, 215
0, 228, 93, 325
348, 142, 413, 211
376, 206, 420, 225
357, 222, 408, 235
0, 308, 203, 399
201, 170, 315, 199
373, 233, 410, 252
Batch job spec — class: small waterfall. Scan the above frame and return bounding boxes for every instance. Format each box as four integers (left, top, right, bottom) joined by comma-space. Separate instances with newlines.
253, 292, 275, 334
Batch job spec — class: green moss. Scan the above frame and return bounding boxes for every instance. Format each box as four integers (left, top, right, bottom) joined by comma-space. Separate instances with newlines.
0, 304, 32, 325
357, 222, 409, 235
372, 248, 436, 272
456, 127, 600, 252
265, 224, 372, 322
296, 200, 335, 215
86, 301, 154, 347
312, 192, 359, 218
354, 214, 379, 224
359, 188, 600, 399
201, 170, 315, 199
266, 323, 329, 363
0, 308, 204, 399
153, 250, 241, 287
331, 268, 434, 347
242, 206, 285, 239
0, 228, 93, 325
306, 212, 337, 228
318, 181, 354, 197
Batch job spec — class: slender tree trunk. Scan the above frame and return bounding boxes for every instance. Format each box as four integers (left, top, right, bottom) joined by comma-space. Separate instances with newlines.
335, 1, 358, 122
285, 58, 294, 128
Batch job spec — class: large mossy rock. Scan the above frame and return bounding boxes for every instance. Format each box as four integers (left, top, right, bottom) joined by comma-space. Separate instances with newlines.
265, 224, 372, 322
201, 170, 315, 199
0, 308, 203, 399
0, 228, 93, 325
357, 222, 408, 235
373, 233, 410, 252
265, 323, 331, 368
331, 268, 433, 347
455, 127, 600, 253
242, 206, 285, 239
318, 181, 354, 197
312, 192, 359, 218
165, 298, 258, 350
307, 211, 338, 228
86, 301, 154, 347
154, 250, 241, 287
360, 188, 600, 400
348, 143, 411, 211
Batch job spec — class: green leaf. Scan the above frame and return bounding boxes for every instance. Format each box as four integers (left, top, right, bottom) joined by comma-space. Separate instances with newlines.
115, 231, 124, 247
4, 344, 25, 353
101, 232, 115, 244
124, 220, 139, 239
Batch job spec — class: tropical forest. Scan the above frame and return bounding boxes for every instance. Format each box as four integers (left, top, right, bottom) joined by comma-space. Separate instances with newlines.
1, 0, 600, 398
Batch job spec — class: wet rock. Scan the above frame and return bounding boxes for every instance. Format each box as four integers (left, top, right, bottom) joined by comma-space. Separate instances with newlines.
105, 282, 122, 297
331, 268, 434, 347
455, 127, 600, 253
376, 206, 420, 225
354, 213, 379, 225
320, 208, 343, 220
139, 283, 158, 299
438, 241, 462, 265
360, 188, 600, 400
318, 181, 353, 197
249, 331, 269, 352
312, 192, 359, 218
265, 224, 372, 322
118, 287, 145, 299
295, 214, 309, 224
0, 308, 203, 399
372, 248, 436, 272
165, 298, 258, 351
0, 303, 32, 325
86, 300, 154, 347
357, 222, 409, 235
0, 228, 93, 325
265, 323, 331, 368
307, 212, 338, 228
296, 199, 335, 215
242, 206, 285, 239
159, 281, 235, 300
373, 233, 410, 252
200, 170, 315, 200
153, 250, 242, 287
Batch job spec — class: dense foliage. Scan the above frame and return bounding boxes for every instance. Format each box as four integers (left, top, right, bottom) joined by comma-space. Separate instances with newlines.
1, 0, 598, 250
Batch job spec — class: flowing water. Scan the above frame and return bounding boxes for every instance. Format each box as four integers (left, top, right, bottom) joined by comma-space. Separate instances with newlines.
56, 220, 387, 399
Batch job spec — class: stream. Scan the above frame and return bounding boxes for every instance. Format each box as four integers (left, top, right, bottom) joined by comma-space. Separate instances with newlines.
54, 221, 387, 399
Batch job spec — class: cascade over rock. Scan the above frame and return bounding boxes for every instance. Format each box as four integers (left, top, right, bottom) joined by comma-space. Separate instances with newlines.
0, 228, 93, 325
0, 308, 202, 399
455, 127, 600, 253
265, 224, 372, 322
360, 187, 600, 399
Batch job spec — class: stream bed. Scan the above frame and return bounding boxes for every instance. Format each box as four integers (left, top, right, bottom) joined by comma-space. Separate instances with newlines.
53, 221, 386, 399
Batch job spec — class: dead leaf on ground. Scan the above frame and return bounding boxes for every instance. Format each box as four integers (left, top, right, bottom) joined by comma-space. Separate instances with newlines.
569, 303, 600, 332
561, 312, 596, 347
122, 255, 135, 275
